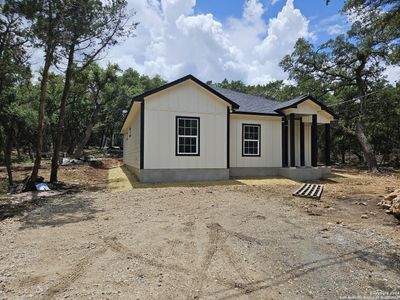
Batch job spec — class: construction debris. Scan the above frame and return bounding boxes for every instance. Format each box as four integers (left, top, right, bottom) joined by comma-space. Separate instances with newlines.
293, 184, 324, 200
61, 158, 84, 166
35, 183, 50, 191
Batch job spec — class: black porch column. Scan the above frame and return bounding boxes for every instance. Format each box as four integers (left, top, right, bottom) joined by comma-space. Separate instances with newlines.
290, 113, 295, 167
300, 119, 305, 166
311, 114, 318, 167
325, 123, 331, 166
282, 117, 288, 167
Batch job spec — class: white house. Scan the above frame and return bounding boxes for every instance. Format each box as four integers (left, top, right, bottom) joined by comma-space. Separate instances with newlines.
121, 75, 336, 183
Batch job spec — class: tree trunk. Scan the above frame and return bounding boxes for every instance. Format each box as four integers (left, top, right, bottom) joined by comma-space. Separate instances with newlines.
353, 64, 379, 172
73, 122, 95, 159
50, 44, 75, 183
28, 145, 33, 161
355, 121, 378, 172
24, 45, 54, 191
99, 130, 105, 149
0, 128, 14, 186
73, 105, 101, 159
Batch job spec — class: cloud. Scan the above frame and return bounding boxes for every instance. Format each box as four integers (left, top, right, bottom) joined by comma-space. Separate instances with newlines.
271, 0, 280, 5
383, 65, 400, 84
105, 0, 315, 84
327, 24, 345, 35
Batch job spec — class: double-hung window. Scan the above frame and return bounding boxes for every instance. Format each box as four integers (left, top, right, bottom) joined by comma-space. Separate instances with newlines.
242, 124, 260, 156
176, 116, 200, 156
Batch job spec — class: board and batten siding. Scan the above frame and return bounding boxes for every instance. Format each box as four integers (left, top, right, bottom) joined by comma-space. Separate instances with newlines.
123, 103, 141, 169
143, 80, 228, 169
290, 120, 312, 167
230, 114, 282, 168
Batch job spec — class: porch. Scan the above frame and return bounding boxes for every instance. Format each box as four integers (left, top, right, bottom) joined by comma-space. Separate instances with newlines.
279, 98, 334, 180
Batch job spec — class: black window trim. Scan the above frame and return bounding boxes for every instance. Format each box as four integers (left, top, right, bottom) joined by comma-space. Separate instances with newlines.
242, 123, 261, 157
176, 116, 200, 156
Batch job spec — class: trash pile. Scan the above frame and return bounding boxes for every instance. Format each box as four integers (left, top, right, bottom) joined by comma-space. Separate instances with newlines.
61, 157, 84, 166
378, 189, 400, 220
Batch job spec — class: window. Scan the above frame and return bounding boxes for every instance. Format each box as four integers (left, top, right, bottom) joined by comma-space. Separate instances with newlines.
242, 124, 260, 156
176, 116, 200, 156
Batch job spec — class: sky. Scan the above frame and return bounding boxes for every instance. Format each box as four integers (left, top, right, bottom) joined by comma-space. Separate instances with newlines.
97, 0, 397, 84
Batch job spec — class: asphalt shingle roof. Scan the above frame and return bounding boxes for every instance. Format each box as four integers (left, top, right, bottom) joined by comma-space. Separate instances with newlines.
273, 95, 308, 111
210, 86, 282, 115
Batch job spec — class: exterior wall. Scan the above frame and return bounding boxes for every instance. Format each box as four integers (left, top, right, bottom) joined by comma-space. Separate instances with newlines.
123, 103, 141, 169
304, 123, 311, 166
288, 119, 312, 167
284, 100, 334, 124
144, 80, 228, 169
230, 114, 282, 168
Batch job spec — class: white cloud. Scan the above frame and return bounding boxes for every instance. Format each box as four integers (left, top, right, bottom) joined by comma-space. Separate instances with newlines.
383, 65, 400, 84
327, 24, 345, 35
104, 0, 315, 84
271, 0, 280, 5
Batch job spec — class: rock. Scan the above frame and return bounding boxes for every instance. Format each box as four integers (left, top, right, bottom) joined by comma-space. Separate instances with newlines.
380, 190, 400, 220
384, 189, 400, 201
361, 214, 369, 219
391, 197, 400, 220
378, 200, 392, 209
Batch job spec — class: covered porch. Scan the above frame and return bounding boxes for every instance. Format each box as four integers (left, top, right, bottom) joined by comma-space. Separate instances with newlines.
277, 96, 336, 180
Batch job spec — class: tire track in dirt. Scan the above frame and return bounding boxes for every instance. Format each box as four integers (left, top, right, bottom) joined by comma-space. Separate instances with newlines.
103, 236, 191, 275
189, 223, 225, 299
218, 246, 256, 295
189, 223, 260, 299
39, 247, 107, 300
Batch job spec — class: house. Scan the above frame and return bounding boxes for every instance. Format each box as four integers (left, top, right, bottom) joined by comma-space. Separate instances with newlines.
121, 75, 336, 183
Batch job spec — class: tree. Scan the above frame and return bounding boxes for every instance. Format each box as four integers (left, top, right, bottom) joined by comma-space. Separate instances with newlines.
280, 3, 398, 172
50, 0, 136, 183
18, 0, 63, 191
0, 0, 31, 187
73, 63, 120, 158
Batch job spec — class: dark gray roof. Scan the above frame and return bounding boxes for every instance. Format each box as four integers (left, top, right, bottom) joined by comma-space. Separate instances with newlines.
210, 86, 282, 115
125, 75, 336, 120
273, 95, 308, 111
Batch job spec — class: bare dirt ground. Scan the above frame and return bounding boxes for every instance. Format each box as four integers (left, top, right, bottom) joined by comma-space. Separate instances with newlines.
0, 167, 399, 299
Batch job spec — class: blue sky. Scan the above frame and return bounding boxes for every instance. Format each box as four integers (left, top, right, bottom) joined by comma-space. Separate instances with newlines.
104, 0, 354, 84
195, 0, 347, 45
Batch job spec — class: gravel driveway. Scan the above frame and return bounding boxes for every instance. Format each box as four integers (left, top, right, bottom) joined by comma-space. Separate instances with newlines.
1, 182, 399, 299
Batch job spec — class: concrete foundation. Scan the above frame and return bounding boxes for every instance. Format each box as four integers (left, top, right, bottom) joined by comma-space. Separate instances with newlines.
279, 166, 331, 181
126, 166, 229, 183
230, 167, 280, 177
125, 164, 330, 183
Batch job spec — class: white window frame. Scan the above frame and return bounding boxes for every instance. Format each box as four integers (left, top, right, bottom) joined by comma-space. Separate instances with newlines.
176, 116, 200, 156
242, 124, 261, 156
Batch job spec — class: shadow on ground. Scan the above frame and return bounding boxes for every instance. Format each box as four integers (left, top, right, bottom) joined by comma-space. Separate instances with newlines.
14, 192, 101, 230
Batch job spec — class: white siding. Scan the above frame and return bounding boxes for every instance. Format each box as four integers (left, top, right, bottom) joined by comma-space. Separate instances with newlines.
123, 104, 141, 168
144, 80, 228, 169
284, 100, 334, 124
288, 120, 312, 167
304, 123, 311, 166
295, 120, 300, 166
230, 114, 282, 168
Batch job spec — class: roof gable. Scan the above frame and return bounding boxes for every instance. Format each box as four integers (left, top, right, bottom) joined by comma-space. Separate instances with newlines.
132, 74, 239, 109
274, 95, 337, 118
121, 75, 337, 132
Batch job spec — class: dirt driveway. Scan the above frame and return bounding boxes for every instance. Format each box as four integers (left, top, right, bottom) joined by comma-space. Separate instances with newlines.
1, 172, 400, 299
